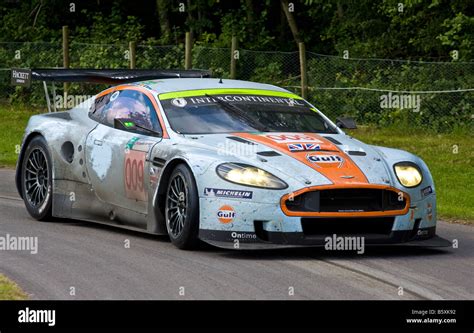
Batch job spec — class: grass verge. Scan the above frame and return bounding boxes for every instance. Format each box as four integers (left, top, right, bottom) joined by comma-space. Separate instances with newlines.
0, 104, 43, 166
0, 273, 28, 300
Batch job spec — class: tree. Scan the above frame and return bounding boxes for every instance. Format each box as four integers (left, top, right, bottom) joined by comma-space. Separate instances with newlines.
280, 0, 301, 46
156, 0, 171, 43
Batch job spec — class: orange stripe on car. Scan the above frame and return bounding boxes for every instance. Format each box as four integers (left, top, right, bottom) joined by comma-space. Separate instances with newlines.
234, 132, 369, 185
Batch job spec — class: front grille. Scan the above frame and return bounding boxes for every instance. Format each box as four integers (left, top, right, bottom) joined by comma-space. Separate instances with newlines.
285, 188, 406, 213
302, 217, 394, 235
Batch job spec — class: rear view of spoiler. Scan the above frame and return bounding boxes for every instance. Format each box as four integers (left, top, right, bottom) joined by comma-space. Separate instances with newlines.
30, 68, 211, 84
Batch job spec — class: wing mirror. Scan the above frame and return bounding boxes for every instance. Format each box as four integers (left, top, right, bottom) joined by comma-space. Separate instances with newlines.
114, 118, 162, 137
336, 116, 357, 129
114, 118, 138, 131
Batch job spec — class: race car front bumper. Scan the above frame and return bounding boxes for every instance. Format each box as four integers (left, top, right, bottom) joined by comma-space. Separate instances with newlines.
198, 191, 451, 250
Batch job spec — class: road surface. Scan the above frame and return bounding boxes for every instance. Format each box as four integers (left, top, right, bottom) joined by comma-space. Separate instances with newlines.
0, 168, 472, 300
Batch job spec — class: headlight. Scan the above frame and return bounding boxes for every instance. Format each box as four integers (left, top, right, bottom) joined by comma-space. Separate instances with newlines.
216, 163, 288, 189
394, 163, 423, 188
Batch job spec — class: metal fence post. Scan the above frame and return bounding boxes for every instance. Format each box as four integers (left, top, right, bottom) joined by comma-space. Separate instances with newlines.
129, 41, 136, 69
230, 36, 238, 79
185, 32, 192, 70
298, 42, 307, 99
62, 25, 70, 93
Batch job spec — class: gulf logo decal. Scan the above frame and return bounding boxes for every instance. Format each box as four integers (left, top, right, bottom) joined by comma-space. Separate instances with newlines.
217, 205, 235, 224
288, 143, 321, 152
306, 153, 345, 168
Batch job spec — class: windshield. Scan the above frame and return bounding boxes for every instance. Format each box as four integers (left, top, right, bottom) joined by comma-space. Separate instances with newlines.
159, 91, 338, 135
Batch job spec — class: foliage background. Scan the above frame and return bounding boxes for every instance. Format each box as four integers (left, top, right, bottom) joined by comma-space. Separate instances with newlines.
0, 0, 472, 132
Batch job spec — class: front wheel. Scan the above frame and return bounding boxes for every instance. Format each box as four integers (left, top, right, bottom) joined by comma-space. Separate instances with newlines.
165, 164, 200, 250
21, 136, 53, 220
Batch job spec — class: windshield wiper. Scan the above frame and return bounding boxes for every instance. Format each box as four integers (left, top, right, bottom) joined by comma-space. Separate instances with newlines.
205, 94, 269, 132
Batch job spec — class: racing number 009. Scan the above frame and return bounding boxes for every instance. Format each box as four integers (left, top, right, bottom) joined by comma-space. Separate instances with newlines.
125, 156, 144, 192
124, 151, 146, 200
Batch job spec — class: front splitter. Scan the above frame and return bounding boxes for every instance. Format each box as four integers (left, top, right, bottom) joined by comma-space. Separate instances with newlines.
199, 227, 452, 250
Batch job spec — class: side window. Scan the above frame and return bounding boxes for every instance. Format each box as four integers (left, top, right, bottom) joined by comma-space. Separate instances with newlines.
91, 89, 162, 136
89, 92, 111, 122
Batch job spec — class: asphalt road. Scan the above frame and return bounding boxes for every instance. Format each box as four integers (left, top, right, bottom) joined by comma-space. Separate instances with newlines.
0, 168, 472, 300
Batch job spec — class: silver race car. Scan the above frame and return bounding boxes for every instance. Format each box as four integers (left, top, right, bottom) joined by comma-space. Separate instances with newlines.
16, 69, 449, 250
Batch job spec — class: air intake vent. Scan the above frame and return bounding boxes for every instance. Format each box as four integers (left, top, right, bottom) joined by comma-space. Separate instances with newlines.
152, 157, 166, 167
285, 188, 407, 214
301, 217, 395, 235
347, 151, 366, 156
226, 136, 256, 145
323, 136, 342, 145
257, 151, 281, 157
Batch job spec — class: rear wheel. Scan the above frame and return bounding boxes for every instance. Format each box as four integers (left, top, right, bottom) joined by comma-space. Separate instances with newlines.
21, 136, 53, 220
165, 164, 200, 249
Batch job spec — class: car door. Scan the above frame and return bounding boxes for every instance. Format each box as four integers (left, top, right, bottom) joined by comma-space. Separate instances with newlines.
85, 88, 163, 216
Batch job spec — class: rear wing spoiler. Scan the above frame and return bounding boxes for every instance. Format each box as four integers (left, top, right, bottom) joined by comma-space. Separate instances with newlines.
11, 68, 212, 112
30, 68, 211, 84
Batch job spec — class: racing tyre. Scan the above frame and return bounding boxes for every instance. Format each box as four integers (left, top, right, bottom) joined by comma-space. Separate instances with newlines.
21, 136, 53, 220
165, 164, 200, 250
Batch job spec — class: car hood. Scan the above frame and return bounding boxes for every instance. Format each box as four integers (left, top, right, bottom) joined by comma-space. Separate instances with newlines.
182, 132, 396, 188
